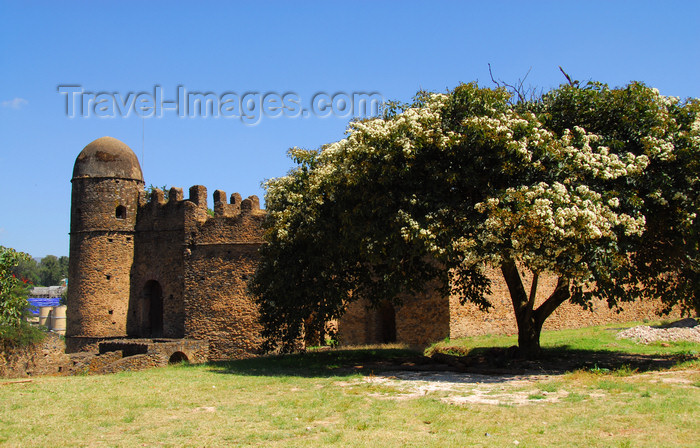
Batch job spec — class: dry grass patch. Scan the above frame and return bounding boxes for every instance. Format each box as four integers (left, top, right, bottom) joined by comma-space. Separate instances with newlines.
1, 324, 698, 447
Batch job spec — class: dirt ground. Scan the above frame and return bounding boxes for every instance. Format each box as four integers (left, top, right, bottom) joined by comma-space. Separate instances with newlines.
334, 346, 699, 405
336, 321, 700, 406
350, 368, 699, 405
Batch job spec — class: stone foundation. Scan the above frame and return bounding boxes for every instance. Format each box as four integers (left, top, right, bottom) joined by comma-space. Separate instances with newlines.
1, 335, 209, 378
0, 333, 72, 378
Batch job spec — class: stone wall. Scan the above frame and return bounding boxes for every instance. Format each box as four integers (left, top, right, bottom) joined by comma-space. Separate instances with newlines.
0, 334, 71, 378
339, 280, 451, 346
129, 187, 188, 338
339, 300, 385, 345
339, 266, 684, 347
448, 267, 683, 339
1, 334, 209, 378
67, 177, 142, 340
183, 189, 266, 360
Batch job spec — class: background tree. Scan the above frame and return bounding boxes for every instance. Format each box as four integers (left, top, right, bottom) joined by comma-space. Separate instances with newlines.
1, 246, 46, 347
145, 184, 170, 201
11, 256, 40, 285
12, 254, 69, 287
1, 246, 32, 327
37, 255, 68, 287
252, 81, 699, 357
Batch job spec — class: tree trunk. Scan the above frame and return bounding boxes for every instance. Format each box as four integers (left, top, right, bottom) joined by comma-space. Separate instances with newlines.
517, 314, 544, 358
501, 260, 571, 359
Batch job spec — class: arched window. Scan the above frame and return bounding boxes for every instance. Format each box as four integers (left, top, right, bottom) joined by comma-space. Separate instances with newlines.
115, 205, 126, 219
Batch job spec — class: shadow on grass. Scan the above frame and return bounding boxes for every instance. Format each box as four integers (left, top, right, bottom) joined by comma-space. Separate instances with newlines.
177, 345, 698, 379
446, 345, 699, 375
198, 347, 422, 378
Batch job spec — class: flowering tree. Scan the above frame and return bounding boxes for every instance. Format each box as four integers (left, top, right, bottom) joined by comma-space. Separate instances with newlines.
535, 83, 700, 318
252, 82, 700, 357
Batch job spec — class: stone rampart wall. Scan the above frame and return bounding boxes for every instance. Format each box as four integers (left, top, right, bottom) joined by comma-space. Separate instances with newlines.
449, 267, 683, 339
182, 195, 266, 360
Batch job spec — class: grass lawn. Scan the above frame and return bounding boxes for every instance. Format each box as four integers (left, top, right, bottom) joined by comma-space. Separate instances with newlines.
0, 320, 698, 447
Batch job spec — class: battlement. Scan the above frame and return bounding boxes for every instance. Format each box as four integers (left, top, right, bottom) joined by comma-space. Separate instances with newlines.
189, 188, 265, 245
135, 184, 264, 236
214, 189, 261, 217
141, 186, 261, 215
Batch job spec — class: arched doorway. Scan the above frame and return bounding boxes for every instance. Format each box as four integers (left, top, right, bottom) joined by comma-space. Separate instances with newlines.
168, 351, 189, 364
376, 300, 397, 344
142, 280, 163, 337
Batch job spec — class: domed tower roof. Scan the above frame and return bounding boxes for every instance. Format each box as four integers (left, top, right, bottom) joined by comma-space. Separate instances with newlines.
72, 136, 144, 181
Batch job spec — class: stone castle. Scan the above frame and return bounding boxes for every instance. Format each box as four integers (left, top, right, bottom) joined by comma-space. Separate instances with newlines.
67, 136, 265, 359
66, 137, 676, 360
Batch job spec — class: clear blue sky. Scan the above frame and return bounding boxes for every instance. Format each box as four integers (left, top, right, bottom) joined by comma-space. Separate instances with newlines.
1, 1, 699, 258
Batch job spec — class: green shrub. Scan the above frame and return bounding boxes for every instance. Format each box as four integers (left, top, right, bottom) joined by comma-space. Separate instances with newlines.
0, 320, 46, 349
1, 246, 32, 328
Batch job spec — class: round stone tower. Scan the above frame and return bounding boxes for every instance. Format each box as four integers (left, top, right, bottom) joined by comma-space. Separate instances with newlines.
66, 137, 144, 347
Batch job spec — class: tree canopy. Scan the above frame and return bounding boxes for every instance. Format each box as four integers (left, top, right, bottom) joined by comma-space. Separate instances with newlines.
1, 246, 32, 328
1, 246, 48, 347
251, 81, 700, 356
11, 254, 68, 287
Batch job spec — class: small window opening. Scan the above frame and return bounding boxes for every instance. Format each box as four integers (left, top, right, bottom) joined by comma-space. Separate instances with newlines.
106, 275, 111, 280
116, 205, 127, 220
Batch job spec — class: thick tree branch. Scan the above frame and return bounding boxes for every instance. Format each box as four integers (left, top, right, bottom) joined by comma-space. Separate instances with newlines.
525, 271, 539, 323
501, 259, 528, 317
534, 276, 571, 323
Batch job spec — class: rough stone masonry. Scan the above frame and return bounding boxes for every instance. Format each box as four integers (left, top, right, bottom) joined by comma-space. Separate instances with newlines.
66, 137, 682, 360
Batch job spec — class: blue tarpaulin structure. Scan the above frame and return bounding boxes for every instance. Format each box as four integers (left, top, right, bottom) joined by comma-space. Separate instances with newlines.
26, 298, 61, 315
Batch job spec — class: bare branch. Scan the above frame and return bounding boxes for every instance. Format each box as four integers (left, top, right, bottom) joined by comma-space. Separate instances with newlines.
558, 66, 577, 87
488, 64, 533, 103
488, 63, 502, 88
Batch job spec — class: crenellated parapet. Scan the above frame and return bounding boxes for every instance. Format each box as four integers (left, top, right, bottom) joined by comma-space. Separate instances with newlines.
241, 195, 261, 213
136, 187, 187, 232
188, 187, 265, 245
132, 184, 265, 241
214, 189, 262, 218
